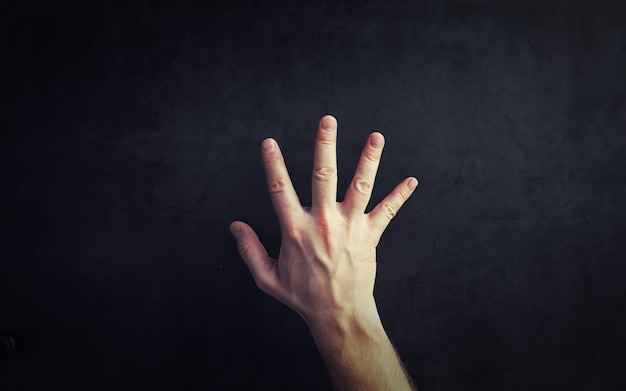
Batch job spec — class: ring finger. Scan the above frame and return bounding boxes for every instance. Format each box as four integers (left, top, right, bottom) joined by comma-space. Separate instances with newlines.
341, 132, 385, 219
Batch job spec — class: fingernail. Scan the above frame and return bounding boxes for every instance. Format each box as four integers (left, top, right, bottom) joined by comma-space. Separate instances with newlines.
321, 116, 335, 132
263, 139, 275, 153
370, 134, 383, 149
408, 178, 418, 190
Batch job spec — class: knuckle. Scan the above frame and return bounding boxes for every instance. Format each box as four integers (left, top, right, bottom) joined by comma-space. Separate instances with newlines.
266, 154, 282, 163
318, 220, 333, 239
370, 234, 381, 248
286, 227, 302, 241
238, 241, 252, 258
398, 189, 407, 203
313, 214, 335, 242
269, 177, 286, 193
363, 153, 379, 163
383, 202, 396, 221
365, 226, 380, 247
255, 277, 269, 292
314, 165, 336, 181
318, 139, 335, 146
353, 178, 373, 194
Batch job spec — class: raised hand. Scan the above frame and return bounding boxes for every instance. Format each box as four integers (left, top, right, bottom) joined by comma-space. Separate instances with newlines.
229, 115, 418, 324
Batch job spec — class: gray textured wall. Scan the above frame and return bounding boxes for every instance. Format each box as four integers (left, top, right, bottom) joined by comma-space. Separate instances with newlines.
3, 0, 625, 389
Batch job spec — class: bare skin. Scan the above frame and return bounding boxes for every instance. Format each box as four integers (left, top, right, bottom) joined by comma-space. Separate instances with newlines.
230, 115, 418, 390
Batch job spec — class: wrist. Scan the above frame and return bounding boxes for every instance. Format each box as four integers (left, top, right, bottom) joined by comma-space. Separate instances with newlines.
302, 299, 416, 391
304, 299, 385, 344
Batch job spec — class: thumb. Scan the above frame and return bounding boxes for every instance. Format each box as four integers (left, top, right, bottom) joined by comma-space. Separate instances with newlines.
229, 221, 278, 293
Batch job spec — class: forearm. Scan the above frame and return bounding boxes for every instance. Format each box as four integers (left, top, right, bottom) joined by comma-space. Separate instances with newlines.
305, 303, 416, 391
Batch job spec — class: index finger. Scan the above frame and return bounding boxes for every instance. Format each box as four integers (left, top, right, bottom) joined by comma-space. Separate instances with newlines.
261, 137, 304, 228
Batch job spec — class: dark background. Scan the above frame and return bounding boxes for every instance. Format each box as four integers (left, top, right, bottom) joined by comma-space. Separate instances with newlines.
2, 0, 625, 389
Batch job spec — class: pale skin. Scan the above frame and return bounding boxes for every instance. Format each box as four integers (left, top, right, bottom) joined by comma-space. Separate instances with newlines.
230, 115, 418, 391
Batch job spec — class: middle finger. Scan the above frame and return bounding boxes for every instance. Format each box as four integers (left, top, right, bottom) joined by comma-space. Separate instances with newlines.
311, 115, 338, 215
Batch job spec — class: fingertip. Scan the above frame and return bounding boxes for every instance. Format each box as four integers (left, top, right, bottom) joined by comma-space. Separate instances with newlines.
321, 114, 336, 122
320, 115, 337, 131
230, 221, 243, 238
262, 138, 276, 153
370, 133, 384, 149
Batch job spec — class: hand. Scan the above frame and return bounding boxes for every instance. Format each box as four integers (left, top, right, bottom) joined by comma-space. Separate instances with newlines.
230, 115, 418, 324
